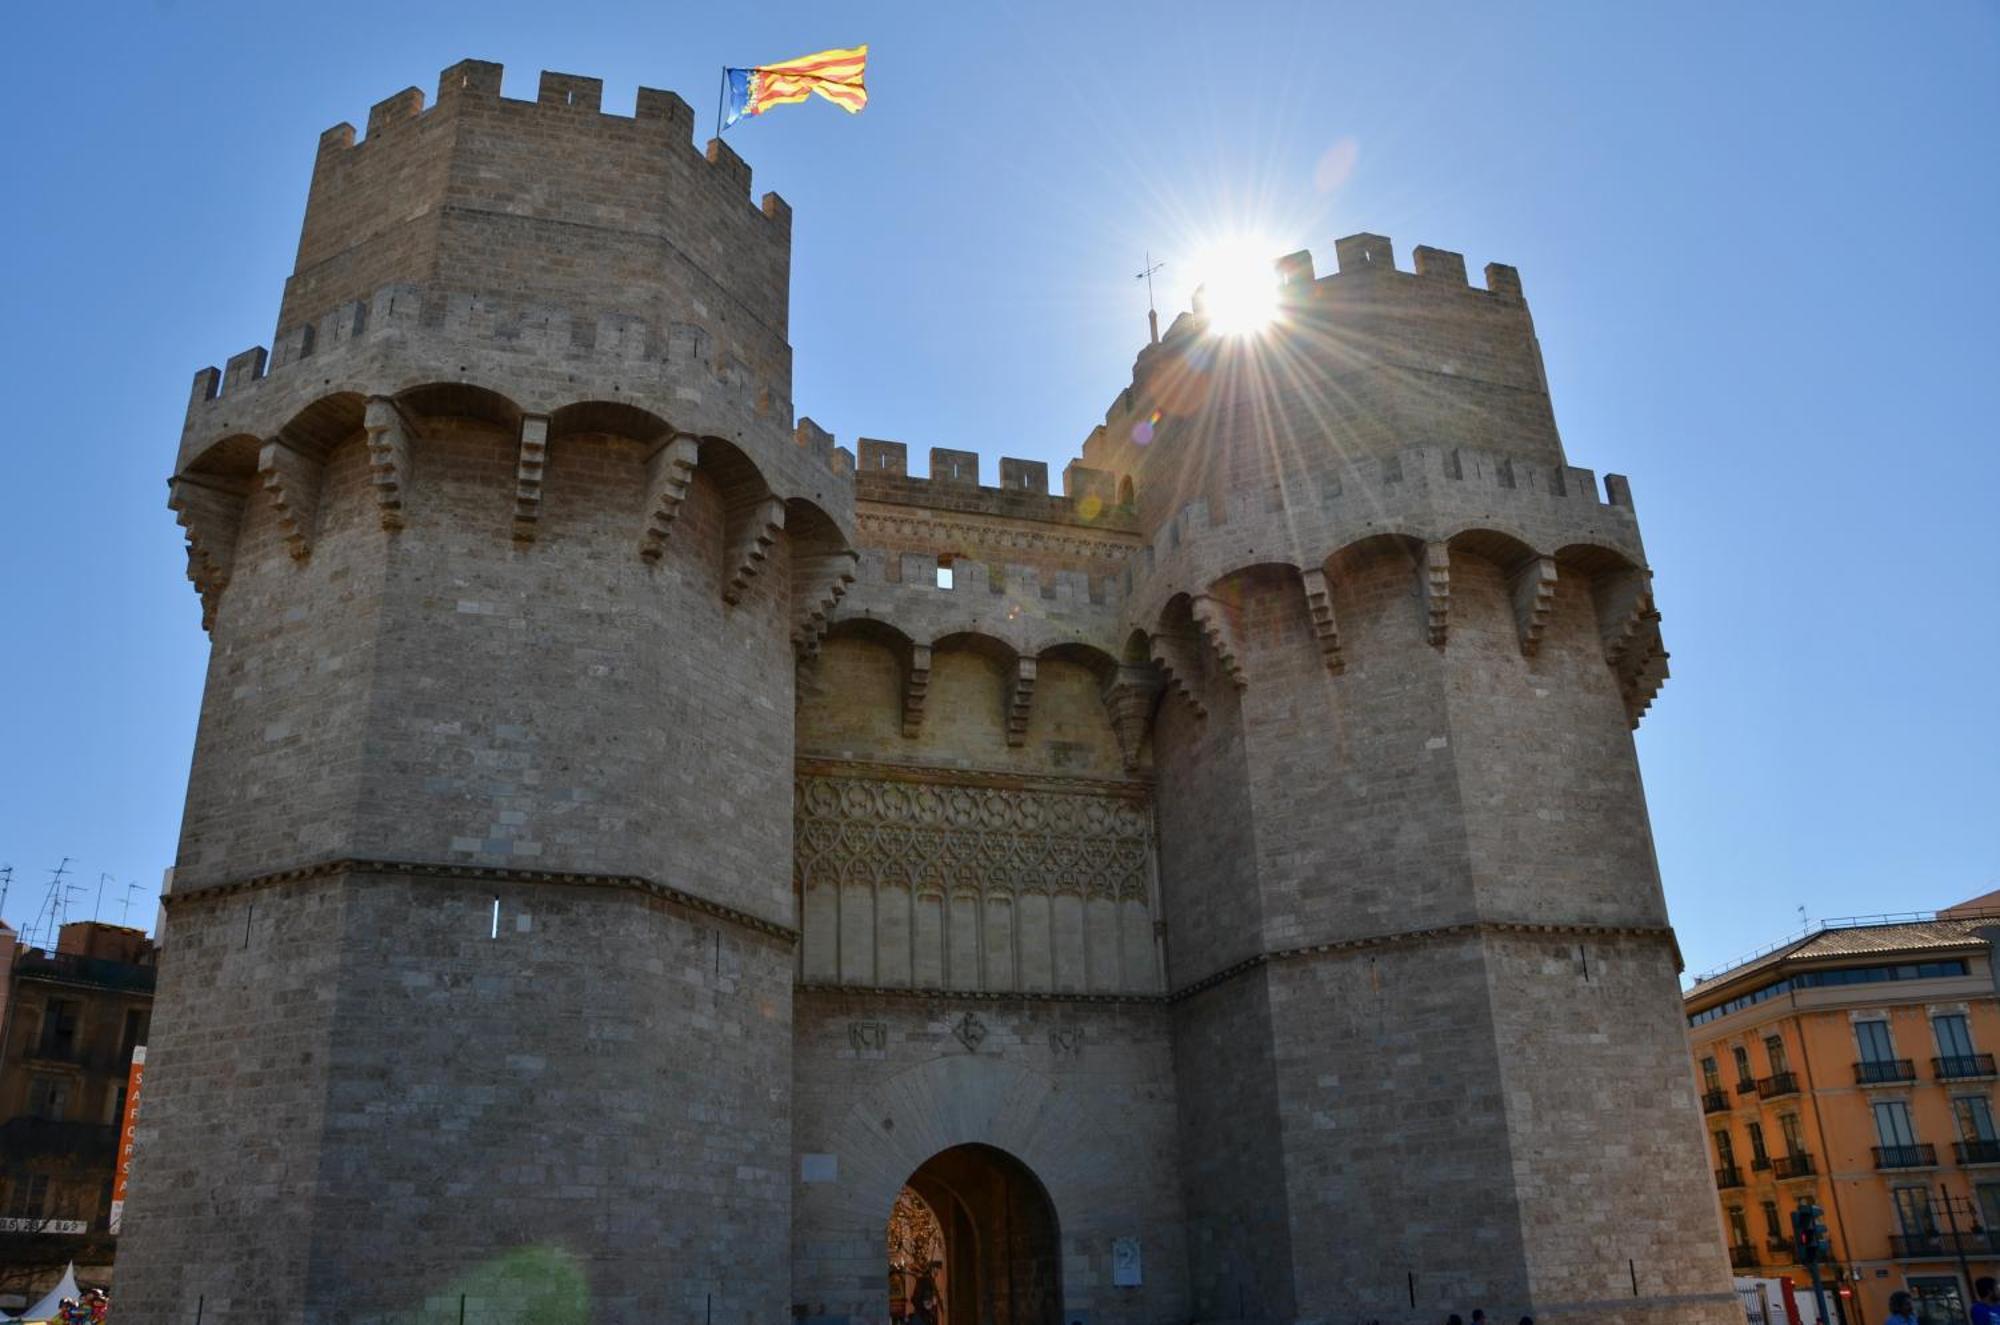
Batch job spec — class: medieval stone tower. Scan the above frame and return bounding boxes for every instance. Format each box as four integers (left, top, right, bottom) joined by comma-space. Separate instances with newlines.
124, 62, 1736, 1325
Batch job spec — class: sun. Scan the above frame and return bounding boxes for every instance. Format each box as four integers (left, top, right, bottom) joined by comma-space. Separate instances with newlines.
1188, 234, 1284, 335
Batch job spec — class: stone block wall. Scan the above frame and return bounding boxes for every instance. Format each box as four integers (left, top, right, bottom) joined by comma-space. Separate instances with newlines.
790, 992, 1189, 1325
117, 871, 794, 1324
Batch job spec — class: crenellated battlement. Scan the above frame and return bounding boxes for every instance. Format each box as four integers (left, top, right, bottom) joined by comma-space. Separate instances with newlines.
1121, 439, 1643, 620
1081, 234, 1564, 516
281, 60, 793, 356
853, 438, 1136, 533
178, 281, 851, 511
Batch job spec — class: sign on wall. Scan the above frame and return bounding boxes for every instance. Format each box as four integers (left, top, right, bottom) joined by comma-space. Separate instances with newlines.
108, 1045, 145, 1235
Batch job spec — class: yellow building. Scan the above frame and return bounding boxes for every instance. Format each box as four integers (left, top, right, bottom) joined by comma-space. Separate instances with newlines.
1686, 899, 2000, 1325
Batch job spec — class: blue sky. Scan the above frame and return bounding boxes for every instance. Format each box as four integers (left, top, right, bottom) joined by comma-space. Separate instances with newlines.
0, 2, 1993, 979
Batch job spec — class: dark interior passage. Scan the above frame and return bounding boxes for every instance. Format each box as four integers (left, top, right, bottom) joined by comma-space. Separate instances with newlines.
888, 1143, 1062, 1325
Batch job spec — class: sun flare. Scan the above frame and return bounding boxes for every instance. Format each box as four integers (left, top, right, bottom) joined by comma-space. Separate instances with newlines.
1189, 234, 1284, 335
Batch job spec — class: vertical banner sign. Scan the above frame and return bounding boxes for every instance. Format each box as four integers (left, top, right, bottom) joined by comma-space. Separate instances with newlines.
109, 1045, 145, 1234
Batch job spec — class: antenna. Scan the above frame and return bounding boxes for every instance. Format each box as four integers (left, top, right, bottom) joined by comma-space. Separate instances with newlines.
97, 873, 113, 923
28, 856, 71, 951
120, 882, 143, 928
0, 865, 12, 927
1136, 252, 1166, 345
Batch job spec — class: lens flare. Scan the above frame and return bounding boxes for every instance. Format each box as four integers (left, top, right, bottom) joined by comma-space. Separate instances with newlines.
1189, 235, 1282, 335
1131, 408, 1163, 446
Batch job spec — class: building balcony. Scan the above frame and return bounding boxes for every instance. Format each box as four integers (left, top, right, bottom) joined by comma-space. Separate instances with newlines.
1729, 1244, 1760, 1270
1935, 1054, 1999, 1081
1715, 1165, 1747, 1190
1874, 1143, 1939, 1170
1736, 1078, 1761, 1096
1751, 1154, 1773, 1173
13, 949, 157, 994
1889, 1231, 1999, 1259
1892, 1232, 1948, 1259
1766, 1236, 1796, 1259
1757, 1071, 1802, 1100
1702, 1089, 1730, 1114
1773, 1153, 1817, 1179
1855, 1058, 1918, 1085
0, 1118, 117, 1159
1956, 1139, 2000, 1165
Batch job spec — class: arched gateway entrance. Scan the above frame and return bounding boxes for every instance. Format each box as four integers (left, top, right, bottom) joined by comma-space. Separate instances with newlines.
887, 1144, 1062, 1325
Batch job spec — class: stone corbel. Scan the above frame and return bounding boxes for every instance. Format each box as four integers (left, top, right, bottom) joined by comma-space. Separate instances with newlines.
1298, 569, 1344, 674
513, 414, 550, 542
791, 550, 860, 656
1423, 542, 1451, 647
1005, 658, 1038, 746
1510, 556, 1559, 657
1618, 618, 1670, 729
902, 645, 933, 737
722, 495, 786, 603
257, 438, 321, 561
1100, 665, 1163, 772
1597, 569, 1657, 667
638, 434, 700, 562
362, 396, 413, 531
168, 475, 248, 631
1149, 631, 1208, 718
1189, 595, 1247, 690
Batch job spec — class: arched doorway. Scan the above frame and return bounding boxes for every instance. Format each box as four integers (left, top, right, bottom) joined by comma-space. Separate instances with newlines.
887, 1143, 1061, 1325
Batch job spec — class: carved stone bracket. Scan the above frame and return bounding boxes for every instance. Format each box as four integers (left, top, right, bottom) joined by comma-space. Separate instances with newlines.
901, 645, 933, 737
168, 475, 247, 631
1101, 665, 1162, 772
722, 495, 786, 604
1189, 595, 1247, 689
792, 550, 859, 656
638, 434, 699, 562
362, 396, 413, 531
256, 438, 321, 561
1005, 657, 1038, 746
1423, 542, 1451, 646
1598, 569, 1656, 666
1149, 631, 1208, 719
1510, 556, 1559, 657
512, 414, 550, 542
1298, 569, 1344, 674
1618, 619, 1670, 729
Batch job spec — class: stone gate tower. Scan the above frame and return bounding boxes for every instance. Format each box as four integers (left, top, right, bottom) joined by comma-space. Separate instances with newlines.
127, 61, 1736, 1325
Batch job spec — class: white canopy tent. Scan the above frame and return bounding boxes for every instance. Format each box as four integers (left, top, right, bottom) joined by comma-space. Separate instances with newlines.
8, 1263, 81, 1323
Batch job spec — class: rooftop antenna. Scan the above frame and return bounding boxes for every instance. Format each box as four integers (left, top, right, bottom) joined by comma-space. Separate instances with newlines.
97, 872, 113, 923
25, 857, 69, 951
120, 882, 143, 928
0, 865, 12, 927
1136, 252, 1166, 345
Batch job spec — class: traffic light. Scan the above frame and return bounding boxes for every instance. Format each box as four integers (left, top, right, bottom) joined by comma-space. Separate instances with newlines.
1792, 1200, 1831, 1264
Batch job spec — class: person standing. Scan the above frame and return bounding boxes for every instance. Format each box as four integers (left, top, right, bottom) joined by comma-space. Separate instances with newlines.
1886, 1289, 1919, 1325
1973, 1277, 2000, 1325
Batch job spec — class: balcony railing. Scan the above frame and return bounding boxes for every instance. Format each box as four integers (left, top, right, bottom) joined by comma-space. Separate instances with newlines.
12, 949, 157, 994
1957, 1139, 2000, 1165
1892, 1232, 1948, 1259
1935, 1054, 1999, 1081
1729, 1245, 1760, 1270
1702, 1089, 1730, 1114
1736, 1078, 1761, 1096
1715, 1165, 1746, 1189
1874, 1143, 1939, 1169
1773, 1153, 1817, 1179
1766, 1236, 1795, 1258
1855, 1058, 1918, 1085
1751, 1154, 1773, 1172
1888, 1231, 2000, 1258
1758, 1071, 1802, 1099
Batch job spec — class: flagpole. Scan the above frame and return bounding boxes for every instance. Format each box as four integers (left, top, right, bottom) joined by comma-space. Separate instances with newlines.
715, 67, 725, 140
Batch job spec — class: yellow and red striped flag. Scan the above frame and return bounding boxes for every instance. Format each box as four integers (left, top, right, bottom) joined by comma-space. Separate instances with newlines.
725, 46, 868, 126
